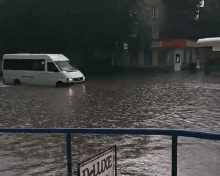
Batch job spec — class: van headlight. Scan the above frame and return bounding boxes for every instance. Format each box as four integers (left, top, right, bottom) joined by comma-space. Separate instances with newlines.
67, 78, 73, 83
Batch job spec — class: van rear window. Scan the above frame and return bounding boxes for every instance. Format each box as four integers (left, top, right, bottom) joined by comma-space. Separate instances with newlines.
3, 59, 45, 71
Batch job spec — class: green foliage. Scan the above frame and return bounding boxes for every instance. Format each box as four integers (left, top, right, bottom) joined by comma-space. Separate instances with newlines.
2, 0, 151, 55
195, 18, 220, 38
169, 0, 202, 19
163, 0, 203, 40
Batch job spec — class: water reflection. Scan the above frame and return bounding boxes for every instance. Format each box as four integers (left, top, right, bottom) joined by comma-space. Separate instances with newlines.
69, 84, 85, 97
68, 87, 74, 96
20, 84, 86, 107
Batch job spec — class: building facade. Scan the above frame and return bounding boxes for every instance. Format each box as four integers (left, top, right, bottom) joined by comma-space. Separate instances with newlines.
113, 0, 201, 72
138, 0, 168, 41
140, 0, 202, 72
150, 39, 199, 71
203, 0, 220, 19
124, 0, 169, 69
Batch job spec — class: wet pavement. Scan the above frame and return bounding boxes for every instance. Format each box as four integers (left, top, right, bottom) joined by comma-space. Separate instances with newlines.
0, 71, 220, 175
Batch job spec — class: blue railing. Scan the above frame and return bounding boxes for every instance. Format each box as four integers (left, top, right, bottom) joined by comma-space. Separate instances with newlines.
1, 128, 220, 176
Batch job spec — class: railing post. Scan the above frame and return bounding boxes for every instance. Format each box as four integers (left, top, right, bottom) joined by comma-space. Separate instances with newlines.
115, 145, 117, 176
66, 132, 72, 176
172, 135, 178, 176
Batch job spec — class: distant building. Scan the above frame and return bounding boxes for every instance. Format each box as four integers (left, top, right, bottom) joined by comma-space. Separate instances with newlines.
113, 0, 202, 72
202, 0, 220, 19
198, 1, 220, 40
150, 39, 200, 71
143, 0, 202, 72
199, 7, 205, 20
129, 0, 169, 68
138, 0, 168, 42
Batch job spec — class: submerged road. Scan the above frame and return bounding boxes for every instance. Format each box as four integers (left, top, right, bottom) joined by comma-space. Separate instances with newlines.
0, 71, 220, 175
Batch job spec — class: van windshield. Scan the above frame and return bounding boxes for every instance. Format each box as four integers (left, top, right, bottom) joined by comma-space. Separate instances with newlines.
55, 61, 78, 71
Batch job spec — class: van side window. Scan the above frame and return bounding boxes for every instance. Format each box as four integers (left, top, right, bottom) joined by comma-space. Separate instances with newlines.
3, 59, 45, 71
3, 59, 13, 70
39, 60, 45, 71
3, 59, 26, 70
47, 62, 59, 72
32, 60, 45, 71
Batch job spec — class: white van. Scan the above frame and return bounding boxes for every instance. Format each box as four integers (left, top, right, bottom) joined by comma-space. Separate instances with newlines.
2, 54, 85, 86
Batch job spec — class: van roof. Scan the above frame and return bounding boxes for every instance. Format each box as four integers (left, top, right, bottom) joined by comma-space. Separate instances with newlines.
3, 54, 69, 61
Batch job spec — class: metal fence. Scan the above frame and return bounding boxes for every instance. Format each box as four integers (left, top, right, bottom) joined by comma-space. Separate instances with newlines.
1, 128, 220, 176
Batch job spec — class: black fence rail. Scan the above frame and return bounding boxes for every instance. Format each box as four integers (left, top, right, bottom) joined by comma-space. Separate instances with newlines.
1, 128, 220, 176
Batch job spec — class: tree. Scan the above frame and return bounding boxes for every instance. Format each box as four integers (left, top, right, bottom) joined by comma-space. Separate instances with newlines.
195, 18, 220, 39
2, 0, 151, 63
167, 0, 202, 20
163, 0, 203, 40
128, 14, 152, 55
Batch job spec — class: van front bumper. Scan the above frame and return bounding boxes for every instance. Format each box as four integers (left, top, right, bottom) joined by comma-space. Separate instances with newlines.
73, 77, 85, 83
62, 77, 85, 85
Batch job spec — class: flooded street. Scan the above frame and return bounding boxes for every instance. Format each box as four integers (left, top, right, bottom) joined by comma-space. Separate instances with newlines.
0, 71, 220, 175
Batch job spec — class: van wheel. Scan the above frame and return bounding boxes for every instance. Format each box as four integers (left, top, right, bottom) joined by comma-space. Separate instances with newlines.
14, 79, 21, 84
56, 81, 64, 87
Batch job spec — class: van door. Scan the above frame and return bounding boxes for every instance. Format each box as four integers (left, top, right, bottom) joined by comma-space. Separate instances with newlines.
28, 60, 47, 85
46, 61, 61, 86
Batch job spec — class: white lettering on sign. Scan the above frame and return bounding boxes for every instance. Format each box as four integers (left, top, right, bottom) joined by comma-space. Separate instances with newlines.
79, 149, 115, 176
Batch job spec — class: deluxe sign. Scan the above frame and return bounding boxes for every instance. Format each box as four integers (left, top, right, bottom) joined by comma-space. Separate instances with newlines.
78, 146, 117, 176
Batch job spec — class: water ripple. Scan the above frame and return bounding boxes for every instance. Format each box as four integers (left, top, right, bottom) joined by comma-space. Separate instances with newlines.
1, 72, 220, 175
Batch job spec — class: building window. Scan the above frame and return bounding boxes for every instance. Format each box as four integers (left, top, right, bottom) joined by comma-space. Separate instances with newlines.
152, 7, 158, 18
145, 6, 149, 13
134, 29, 137, 36
133, 12, 137, 18
134, 4, 138, 14
155, 8, 158, 18
153, 28, 158, 38
152, 7, 154, 17
158, 54, 166, 66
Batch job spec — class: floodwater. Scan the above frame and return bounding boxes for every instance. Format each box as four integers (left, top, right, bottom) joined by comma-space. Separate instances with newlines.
0, 71, 220, 176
